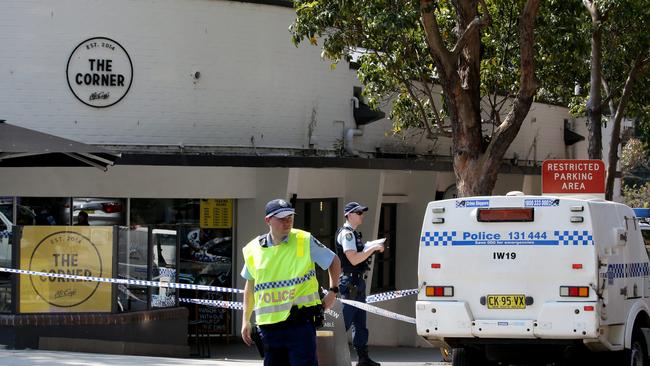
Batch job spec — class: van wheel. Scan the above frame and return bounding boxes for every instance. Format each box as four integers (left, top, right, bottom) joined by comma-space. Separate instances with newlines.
451, 348, 469, 366
627, 330, 648, 366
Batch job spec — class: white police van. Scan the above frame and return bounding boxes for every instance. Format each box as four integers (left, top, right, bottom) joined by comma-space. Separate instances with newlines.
416, 192, 650, 365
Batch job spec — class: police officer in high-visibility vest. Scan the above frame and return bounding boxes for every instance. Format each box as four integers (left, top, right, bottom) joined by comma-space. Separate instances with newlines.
336, 202, 384, 366
241, 198, 341, 366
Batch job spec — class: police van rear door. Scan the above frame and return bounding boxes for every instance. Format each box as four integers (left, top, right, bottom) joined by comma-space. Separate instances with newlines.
418, 195, 597, 335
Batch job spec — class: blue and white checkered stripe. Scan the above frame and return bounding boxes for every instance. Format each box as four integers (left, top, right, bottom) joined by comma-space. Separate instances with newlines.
254, 269, 316, 292
0, 230, 11, 239
606, 263, 650, 280
179, 297, 244, 310
365, 289, 418, 303
421, 231, 457, 246
554, 230, 593, 246
0, 267, 243, 294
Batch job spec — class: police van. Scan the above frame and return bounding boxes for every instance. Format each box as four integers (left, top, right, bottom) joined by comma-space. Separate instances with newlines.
416, 192, 650, 365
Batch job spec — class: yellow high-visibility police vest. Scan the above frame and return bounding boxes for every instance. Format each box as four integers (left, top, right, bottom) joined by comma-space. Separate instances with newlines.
243, 228, 321, 325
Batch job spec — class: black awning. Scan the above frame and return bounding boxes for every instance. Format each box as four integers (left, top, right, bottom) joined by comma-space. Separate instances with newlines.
0, 120, 120, 170
353, 101, 386, 125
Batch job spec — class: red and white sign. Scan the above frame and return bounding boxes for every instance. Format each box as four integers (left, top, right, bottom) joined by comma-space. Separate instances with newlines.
542, 159, 605, 194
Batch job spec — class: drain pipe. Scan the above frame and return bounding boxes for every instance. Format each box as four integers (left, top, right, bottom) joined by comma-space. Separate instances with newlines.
344, 127, 362, 156
345, 97, 363, 156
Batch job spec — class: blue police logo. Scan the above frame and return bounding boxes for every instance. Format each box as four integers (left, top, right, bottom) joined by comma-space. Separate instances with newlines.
278, 200, 288, 207
346, 233, 353, 241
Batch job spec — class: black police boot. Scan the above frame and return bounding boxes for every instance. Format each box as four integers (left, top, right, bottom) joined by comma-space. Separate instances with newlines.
356, 347, 381, 366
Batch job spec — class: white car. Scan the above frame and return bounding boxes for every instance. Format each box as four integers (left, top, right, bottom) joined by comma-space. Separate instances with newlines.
71, 198, 124, 225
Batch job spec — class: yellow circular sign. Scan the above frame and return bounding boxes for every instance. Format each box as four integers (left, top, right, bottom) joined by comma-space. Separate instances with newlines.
28, 231, 103, 307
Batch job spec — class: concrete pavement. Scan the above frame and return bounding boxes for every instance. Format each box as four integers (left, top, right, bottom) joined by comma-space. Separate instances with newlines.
0, 342, 447, 366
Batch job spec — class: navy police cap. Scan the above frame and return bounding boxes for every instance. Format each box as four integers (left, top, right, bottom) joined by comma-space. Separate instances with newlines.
265, 199, 295, 218
344, 201, 368, 216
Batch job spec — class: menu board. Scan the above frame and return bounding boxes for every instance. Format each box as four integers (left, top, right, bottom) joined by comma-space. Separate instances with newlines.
200, 199, 232, 229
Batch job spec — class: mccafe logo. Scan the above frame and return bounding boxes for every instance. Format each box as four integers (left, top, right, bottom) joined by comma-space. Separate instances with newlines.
29, 231, 103, 307
66, 37, 133, 108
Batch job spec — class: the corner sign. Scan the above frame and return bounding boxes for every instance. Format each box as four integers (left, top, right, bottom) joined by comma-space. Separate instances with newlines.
66, 37, 133, 108
542, 159, 605, 194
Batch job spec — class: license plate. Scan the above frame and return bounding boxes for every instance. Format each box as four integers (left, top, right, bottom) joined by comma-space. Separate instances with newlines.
487, 294, 526, 309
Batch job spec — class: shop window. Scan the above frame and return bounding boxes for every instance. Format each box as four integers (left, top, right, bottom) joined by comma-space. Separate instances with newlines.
294, 199, 337, 287
71, 197, 126, 226
16, 197, 70, 225
372, 204, 396, 292
0, 197, 12, 313
130, 198, 234, 334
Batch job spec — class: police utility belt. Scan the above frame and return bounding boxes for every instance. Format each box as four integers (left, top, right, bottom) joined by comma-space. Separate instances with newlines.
258, 305, 324, 330
342, 271, 368, 279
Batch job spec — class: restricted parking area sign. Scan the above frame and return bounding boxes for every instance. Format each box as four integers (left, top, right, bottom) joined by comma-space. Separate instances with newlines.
542, 159, 605, 194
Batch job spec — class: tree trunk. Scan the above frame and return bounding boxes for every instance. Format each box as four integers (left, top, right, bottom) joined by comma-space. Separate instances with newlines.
584, 1, 603, 160
605, 55, 646, 200
421, 0, 539, 197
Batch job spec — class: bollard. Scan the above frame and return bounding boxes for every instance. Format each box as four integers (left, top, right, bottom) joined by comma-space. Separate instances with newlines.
316, 300, 351, 366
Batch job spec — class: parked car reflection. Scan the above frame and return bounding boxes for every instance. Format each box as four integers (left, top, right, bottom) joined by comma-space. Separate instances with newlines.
69, 198, 124, 225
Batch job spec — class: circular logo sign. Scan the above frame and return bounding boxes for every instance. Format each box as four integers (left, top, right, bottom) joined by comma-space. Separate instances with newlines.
66, 37, 133, 108
29, 231, 103, 307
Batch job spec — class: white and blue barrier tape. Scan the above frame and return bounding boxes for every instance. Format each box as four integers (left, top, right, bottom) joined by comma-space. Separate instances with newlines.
0, 267, 418, 324
366, 289, 419, 304
340, 298, 416, 324
179, 297, 244, 310
0, 267, 243, 294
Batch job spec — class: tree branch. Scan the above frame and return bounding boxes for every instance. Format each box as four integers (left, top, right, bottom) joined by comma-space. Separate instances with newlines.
420, 0, 454, 76
451, 1, 491, 59
482, 0, 539, 169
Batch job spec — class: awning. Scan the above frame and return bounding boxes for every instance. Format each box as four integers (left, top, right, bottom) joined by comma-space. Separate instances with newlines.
0, 120, 120, 171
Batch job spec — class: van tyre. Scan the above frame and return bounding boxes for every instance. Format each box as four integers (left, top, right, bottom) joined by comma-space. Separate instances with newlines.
451, 347, 489, 366
451, 348, 469, 366
626, 330, 648, 366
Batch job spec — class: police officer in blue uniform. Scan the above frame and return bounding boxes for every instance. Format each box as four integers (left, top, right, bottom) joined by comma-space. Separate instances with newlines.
336, 202, 384, 366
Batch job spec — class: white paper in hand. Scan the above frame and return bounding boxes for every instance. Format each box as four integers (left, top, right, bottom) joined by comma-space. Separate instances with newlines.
363, 238, 386, 253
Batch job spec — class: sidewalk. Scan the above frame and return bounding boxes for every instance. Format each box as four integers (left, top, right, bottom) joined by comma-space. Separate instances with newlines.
1, 342, 447, 366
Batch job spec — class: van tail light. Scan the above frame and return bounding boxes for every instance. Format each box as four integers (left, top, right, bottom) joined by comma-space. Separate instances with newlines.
102, 202, 122, 213
431, 263, 441, 269
477, 208, 534, 222
425, 286, 454, 297
584, 305, 595, 311
560, 286, 589, 297
572, 263, 583, 269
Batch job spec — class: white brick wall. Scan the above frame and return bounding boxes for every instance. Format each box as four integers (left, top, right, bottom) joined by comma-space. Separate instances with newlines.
1, 0, 585, 161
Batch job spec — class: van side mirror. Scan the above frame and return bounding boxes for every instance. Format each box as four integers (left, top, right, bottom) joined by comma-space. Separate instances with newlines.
614, 227, 627, 247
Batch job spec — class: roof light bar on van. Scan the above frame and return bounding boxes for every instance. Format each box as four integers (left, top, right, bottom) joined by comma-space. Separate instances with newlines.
425, 286, 454, 297
560, 286, 589, 297
477, 208, 534, 222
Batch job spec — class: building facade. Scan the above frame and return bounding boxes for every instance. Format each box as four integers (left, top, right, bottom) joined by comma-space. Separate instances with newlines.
0, 0, 589, 348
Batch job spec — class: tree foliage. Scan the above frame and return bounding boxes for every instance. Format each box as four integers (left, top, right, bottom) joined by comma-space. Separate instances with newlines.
291, 0, 543, 196
579, 0, 650, 199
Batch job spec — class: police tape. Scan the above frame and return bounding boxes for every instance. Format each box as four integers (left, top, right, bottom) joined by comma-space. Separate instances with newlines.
0, 266, 418, 323
179, 297, 244, 310
0, 267, 244, 294
365, 289, 419, 304
340, 298, 416, 324
177, 297, 416, 324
